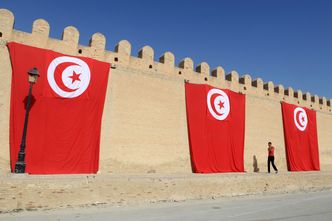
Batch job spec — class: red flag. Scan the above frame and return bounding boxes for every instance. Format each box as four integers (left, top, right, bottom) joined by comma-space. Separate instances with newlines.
8, 42, 110, 174
185, 83, 245, 173
281, 102, 320, 171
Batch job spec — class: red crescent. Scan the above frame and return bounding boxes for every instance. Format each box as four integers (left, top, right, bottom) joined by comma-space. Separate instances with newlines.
295, 110, 303, 127
210, 93, 223, 116
54, 62, 79, 93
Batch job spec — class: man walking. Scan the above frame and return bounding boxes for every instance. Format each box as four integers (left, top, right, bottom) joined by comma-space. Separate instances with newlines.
268, 142, 278, 173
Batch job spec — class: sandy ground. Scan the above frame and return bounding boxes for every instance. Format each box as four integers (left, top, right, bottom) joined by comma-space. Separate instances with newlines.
1, 190, 332, 221
0, 171, 331, 214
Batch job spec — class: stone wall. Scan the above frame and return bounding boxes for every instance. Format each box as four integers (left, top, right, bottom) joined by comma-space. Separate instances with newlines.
0, 8, 331, 175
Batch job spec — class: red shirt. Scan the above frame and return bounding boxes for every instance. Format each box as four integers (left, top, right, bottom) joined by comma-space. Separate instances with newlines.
268, 147, 275, 156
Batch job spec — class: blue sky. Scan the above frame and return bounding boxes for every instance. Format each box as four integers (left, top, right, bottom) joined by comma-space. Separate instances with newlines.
1, 0, 331, 98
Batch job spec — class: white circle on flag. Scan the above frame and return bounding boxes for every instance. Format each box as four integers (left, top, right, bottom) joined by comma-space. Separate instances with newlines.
207, 88, 230, 121
47, 56, 91, 98
293, 107, 308, 131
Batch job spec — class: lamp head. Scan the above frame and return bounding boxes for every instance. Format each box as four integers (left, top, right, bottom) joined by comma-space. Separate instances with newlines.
28, 67, 40, 84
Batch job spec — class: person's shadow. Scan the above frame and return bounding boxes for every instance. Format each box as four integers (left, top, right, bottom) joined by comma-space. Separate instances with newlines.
253, 155, 260, 172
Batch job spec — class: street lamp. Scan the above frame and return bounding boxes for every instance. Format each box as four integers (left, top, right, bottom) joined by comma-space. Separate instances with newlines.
14, 67, 39, 173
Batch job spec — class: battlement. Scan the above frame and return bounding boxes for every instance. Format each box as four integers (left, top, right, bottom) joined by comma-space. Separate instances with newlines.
0, 8, 331, 113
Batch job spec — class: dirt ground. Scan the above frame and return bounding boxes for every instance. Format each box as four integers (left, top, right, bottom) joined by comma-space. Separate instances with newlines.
0, 171, 331, 214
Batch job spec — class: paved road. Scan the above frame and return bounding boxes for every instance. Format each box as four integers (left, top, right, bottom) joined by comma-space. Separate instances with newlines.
1, 190, 332, 221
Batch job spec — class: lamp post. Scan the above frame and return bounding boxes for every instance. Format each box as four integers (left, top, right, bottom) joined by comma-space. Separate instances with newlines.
14, 67, 40, 173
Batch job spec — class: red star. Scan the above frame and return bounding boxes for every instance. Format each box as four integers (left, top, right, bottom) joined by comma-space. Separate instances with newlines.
218, 100, 224, 109
301, 116, 305, 123
69, 71, 81, 84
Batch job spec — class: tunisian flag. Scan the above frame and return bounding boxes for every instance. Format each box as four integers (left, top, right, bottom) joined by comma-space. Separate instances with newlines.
185, 83, 245, 173
8, 42, 110, 174
281, 102, 320, 171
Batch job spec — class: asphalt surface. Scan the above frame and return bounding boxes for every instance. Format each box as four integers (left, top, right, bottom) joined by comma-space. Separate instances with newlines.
1, 190, 332, 221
